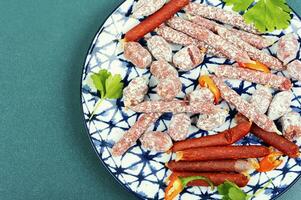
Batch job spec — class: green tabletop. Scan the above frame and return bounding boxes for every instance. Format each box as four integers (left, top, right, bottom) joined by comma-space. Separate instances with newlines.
1, 0, 300, 199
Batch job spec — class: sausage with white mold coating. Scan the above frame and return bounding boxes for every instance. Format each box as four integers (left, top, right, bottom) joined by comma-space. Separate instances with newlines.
287, 60, 301, 82
281, 111, 301, 141
156, 75, 182, 100
123, 76, 149, 107
139, 131, 173, 152
124, 42, 152, 69
187, 87, 214, 103
173, 45, 204, 71
132, 0, 166, 18
249, 86, 272, 114
168, 113, 191, 141
150, 60, 178, 80
196, 107, 228, 131
147, 35, 172, 62
277, 33, 300, 65
268, 91, 293, 121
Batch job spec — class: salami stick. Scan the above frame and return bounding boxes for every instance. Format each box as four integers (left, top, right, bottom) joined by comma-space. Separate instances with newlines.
150, 60, 178, 80
172, 121, 251, 152
214, 65, 292, 91
167, 160, 253, 173
139, 131, 173, 152
167, 17, 251, 63
189, 15, 273, 49
176, 146, 270, 161
169, 172, 249, 187
216, 27, 284, 70
130, 100, 221, 114
251, 124, 299, 158
185, 2, 258, 34
124, 0, 190, 42
112, 113, 161, 156
212, 76, 278, 133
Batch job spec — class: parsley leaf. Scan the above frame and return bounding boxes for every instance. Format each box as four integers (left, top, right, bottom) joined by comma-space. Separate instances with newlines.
223, 0, 253, 12
243, 0, 292, 32
217, 181, 248, 200
89, 69, 124, 120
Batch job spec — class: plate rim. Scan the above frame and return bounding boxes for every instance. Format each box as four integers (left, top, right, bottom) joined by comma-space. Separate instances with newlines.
79, 1, 301, 199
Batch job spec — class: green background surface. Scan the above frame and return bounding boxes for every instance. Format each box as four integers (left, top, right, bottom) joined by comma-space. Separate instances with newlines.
1, 0, 300, 199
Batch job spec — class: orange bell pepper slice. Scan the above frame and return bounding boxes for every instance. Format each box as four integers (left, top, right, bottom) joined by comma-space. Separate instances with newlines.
257, 152, 283, 172
198, 75, 221, 104
165, 175, 213, 200
238, 61, 270, 73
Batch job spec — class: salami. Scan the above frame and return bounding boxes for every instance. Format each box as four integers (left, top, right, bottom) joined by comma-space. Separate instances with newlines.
167, 160, 253, 173
167, 17, 251, 63
123, 76, 149, 107
124, 42, 152, 69
168, 113, 191, 141
150, 60, 178, 80
187, 87, 214, 103
132, 0, 166, 18
176, 146, 270, 161
267, 91, 293, 120
112, 113, 161, 156
251, 124, 299, 158
214, 65, 291, 91
249, 86, 272, 114
277, 33, 300, 65
156, 75, 182, 100
169, 172, 249, 187
139, 131, 173, 152
185, 2, 259, 34
173, 45, 204, 71
281, 111, 301, 141
287, 60, 301, 82
189, 15, 273, 49
197, 108, 228, 131
130, 100, 221, 114
212, 76, 278, 133
172, 121, 251, 152
147, 35, 172, 62
216, 27, 284, 70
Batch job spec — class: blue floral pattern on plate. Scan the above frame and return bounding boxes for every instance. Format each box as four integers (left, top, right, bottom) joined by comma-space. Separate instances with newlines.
81, 0, 301, 199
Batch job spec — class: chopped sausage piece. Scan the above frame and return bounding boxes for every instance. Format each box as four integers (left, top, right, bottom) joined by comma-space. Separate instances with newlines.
249, 86, 272, 114
150, 60, 178, 80
212, 76, 278, 133
197, 108, 228, 131
268, 91, 293, 120
173, 45, 204, 70
124, 42, 152, 68
123, 77, 149, 107
168, 113, 191, 141
287, 60, 301, 82
167, 17, 251, 63
139, 131, 173, 152
277, 33, 300, 65
215, 65, 291, 91
187, 87, 214, 103
281, 111, 301, 141
185, 2, 259, 34
132, 0, 166, 17
156, 75, 182, 100
147, 35, 172, 62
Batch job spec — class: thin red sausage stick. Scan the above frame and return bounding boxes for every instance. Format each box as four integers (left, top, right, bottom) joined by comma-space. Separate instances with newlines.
172, 121, 252, 152
168, 172, 249, 187
176, 146, 270, 161
251, 124, 299, 158
124, 0, 190, 42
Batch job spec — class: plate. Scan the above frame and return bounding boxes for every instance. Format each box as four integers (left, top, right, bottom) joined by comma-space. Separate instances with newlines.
81, 1, 301, 199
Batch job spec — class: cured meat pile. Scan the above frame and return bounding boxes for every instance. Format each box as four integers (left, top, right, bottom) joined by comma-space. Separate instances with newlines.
109, 0, 301, 198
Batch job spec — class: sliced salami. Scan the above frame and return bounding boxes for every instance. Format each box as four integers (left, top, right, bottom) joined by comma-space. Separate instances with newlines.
185, 2, 259, 34
156, 75, 182, 100
150, 60, 178, 80
281, 111, 301, 141
167, 17, 251, 63
112, 113, 161, 156
216, 27, 284, 70
212, 76, 278, 133
173, 45, 204, 70
147, 35, 172, 62
124, 42, 152, 69
277, 33, 300, 65
249, 86, 272, 114
197, 108, 228, 131
268, 91, 293, 120
132, 0, 166, 17
123, 76, 149, 107
168, 113, 191, 141
287, 60, 301, 82
139, 131, 173, 152
187, 87, 214, 103
214, 65, 291, 91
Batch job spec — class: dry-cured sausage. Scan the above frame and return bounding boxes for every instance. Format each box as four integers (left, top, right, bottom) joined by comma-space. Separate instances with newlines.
124, 42, 152, 68
281, 111, 301, 141
147, 35, 172, 62
139, 131, 173, 152
277, 33, 300, 65
168, 113, 191, 141
173, 45, 204, 71
267, 91, 292, 120
123, 76, 149, 107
